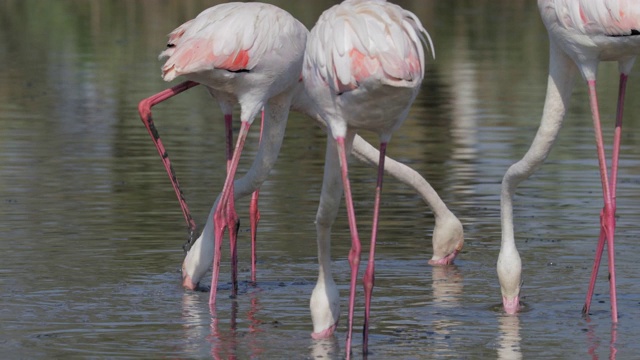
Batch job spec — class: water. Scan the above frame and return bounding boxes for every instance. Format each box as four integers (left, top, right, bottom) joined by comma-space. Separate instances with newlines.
1, 0, 639, 358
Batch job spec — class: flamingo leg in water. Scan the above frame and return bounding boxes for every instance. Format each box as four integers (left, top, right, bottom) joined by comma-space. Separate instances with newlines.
584, 225, 607, 316
362, 142, 386, 355
335, 135, 361, 360
223, 113, 240, 296
249, 111, 265, 284
583, 74, 627, 321
210, 121, 252, 307
585, 79, 619, 323
225, 109, 265, 291
249, 190, 260, 284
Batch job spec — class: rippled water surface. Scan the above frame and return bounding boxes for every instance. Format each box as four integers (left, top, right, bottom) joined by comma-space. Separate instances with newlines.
1, 1, 640, 359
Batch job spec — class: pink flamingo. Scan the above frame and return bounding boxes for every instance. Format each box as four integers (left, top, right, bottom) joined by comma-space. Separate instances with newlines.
302, 0, 438, 356
147, 2, 308, 306
497, 0, 640, 323
140, 1, 463, 347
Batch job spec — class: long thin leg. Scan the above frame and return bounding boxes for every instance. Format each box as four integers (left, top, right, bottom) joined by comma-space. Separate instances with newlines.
228, 185, 239, 297
249, 190, 260, 283
335, 135, 361, 360
585, 80, 618, 323
583, 225, 606, 316
226, 109, 264, 290
611, 74, 628, 199
137, 80, 200, 248
250, 110, 265, 284
362, 142, 387, 355
210, 121, 252, 307
223, 113, 240, 297
225, 114, 234, 171
583, 74, 627, 317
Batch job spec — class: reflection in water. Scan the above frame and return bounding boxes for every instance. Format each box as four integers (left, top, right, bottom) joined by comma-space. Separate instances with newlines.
586, 321, 618, 360
181, 291, 264, 359
181, 293, 210, 358
431, 265, 463, 307
448, 21, 479, 173
310, 337, 341, 360
430, 266, 463, 357
245, 294, 265, 359
497, 315, 522, 360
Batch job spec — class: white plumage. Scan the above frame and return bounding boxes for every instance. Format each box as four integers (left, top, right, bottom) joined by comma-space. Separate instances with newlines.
498, 0, 640, 323
302, 1, 442, 357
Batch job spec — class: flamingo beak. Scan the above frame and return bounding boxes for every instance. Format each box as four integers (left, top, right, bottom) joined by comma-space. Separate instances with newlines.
502, 295, 521, 314
182, 267, 198, 290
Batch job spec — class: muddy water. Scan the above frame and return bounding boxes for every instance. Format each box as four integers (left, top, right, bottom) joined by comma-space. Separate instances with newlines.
1, 1, 639, 358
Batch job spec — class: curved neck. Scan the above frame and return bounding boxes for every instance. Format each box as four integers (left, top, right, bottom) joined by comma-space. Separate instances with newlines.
501, 40, 578, 247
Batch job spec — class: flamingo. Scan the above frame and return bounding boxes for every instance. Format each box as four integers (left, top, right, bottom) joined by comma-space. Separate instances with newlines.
302, 0, 436, 355
140, 0, 463, 347
148, 2, 308, 306
497, 0, 640, 323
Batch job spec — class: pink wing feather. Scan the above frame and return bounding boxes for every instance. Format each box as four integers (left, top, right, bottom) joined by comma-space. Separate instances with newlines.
545, 0, 640, 36
158, 3, 288, 81
307, 0, 434, 94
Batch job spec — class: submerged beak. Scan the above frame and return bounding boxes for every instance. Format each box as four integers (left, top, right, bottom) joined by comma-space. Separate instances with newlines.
502, 295, 521, 314
182, 267, 198, 290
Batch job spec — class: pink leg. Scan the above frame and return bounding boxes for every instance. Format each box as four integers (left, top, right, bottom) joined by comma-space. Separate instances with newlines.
210, 121, 252, 307
249, 190, 260, 284
583, 223, 606, 316
226, 110, 264, 289
586, 80, 618, 323
606, 74, 627, 322
228, 190, 239, 297
362, 142, 387, 355
224, 114, 234, 172
250, 110, 265, 284
223, 114, 240, 296
583, 75, 627, 317
137, 80, 199, 248
220, 113, 238, 296
336, 136, 361, 360
611, 74, 628, 199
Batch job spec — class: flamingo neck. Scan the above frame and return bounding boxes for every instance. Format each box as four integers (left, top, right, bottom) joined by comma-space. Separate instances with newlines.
501, 41, 576, 248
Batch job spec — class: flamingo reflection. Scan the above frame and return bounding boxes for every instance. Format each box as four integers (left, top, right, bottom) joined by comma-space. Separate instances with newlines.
497, 315, 522, 360
181, 287, 263, 359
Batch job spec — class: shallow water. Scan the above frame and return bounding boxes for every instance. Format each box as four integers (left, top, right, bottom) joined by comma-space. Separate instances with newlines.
1, 0, 639, 358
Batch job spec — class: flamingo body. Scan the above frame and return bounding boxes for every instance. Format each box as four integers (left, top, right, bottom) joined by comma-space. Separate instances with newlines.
304, 0, 433, 140
498, 0, 640, 321
160, 2, 306, 124
159, 2, 307, 303
303, 0, 436, 355
540, 0, 640, 75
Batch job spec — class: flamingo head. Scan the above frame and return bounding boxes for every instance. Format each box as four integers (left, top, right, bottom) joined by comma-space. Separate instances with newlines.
428, 214, 464, 265
310, 277, 340, 339
181, 232, 213, 291
502, 294, 521, 314
497, 243, 522, 314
